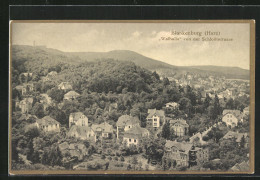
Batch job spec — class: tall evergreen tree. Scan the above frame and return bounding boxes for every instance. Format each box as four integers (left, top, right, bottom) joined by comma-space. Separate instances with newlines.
163, 77, 170, 87
204, 93, 211, 110
213, 94, 221, 119
240, 135, 246, 148
162, 121, 171, 140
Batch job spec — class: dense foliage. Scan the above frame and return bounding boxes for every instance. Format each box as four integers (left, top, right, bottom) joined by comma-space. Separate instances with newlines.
11, 47, 250, 171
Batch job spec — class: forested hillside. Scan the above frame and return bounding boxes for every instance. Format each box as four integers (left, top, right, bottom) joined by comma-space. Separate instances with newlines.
11, 45, 250, 171
12, 45, 250, 80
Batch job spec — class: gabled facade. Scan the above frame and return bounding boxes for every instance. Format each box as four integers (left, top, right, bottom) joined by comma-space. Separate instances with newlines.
58, 82, 72, 91
39, 93, 53, 111
169, 119, 189, 137
18, 114, 38, 121
35, 116, 60, 132
15, 83, 34, 96
47, 71, 58, 77
91, 122, 114, 141
146, 109, 165, 130
230, 161, 249, 171
64, 91, 80, 101
69, 112, 88, 128
116, 115, 140, 139
243, 107, 249, 116
162, 140, 208, 168
16, 97, 34, 114
165, 102, 179, 110
40, 93, 52, 104
222, 109, 243, 128
20, 72, 33, 78
221, 131, 249, 148
122, 125, 149, 147
67, 125, 95, 141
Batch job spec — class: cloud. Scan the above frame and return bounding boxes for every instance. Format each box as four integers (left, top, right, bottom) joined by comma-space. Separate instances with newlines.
11, 22, 250, 69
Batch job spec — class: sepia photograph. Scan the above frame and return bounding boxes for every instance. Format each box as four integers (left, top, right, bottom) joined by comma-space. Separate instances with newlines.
9, 20, 255, 174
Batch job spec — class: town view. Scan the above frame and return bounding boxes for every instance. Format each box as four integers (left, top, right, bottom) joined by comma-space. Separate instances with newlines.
10, 43, 250, 172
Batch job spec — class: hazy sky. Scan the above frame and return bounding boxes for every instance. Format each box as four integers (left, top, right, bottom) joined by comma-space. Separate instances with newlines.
11, 22, 250, 69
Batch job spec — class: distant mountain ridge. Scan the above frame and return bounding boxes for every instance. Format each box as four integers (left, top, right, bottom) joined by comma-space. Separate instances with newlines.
68, 50, 177, 70
12, 45, 250, 80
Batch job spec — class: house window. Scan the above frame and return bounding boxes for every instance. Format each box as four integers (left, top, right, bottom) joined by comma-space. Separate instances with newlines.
129, 139, 131, 142
129, 126, 131, 128
134, 139, 136, 143
82, 121, 85, 126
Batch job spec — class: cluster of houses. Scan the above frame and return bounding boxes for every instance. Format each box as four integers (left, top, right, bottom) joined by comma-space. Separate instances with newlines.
22, 102, 249, 168
162, 73, 250, 101
162, 140, 209, 168
42, 71, 58, 82
13, 71, 250, 169
222, 108, 249, 128
15, 90, 249, 169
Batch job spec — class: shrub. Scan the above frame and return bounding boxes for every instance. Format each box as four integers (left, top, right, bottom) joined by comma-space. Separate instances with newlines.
87, 162, 102, 170
114, 162, 124, 167
101, 154, 106, 159
120, 156, 125, 162
127, 164, 132, 170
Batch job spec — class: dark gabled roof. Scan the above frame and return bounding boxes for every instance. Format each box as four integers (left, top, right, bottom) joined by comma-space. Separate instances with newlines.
147, 109, 165, 118
116, 115, 139, 127
222, 131, 248, 143
243, 106, 249, 111
20, 97, 34, 104
59, 142, 70, 151
91, 122, 114, 133
70, 112, 86, 121
18, 114, 38, 121
230, 161, 249, 171
169, 119, 189, 127
67, 125, 94, 138
165, 140, 193, 154
36, 116, 60, 126
64, 91, 80, 97
165, 102, 179, 107
123, 125, 149, 139
59, 82, 72, 89
222, 109, 243, 119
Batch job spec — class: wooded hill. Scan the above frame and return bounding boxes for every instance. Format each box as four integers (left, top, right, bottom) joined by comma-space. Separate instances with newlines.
12, 45, 250, 80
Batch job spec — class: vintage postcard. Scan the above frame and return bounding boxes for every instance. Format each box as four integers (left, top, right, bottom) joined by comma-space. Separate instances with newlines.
9, 20, 255, 175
